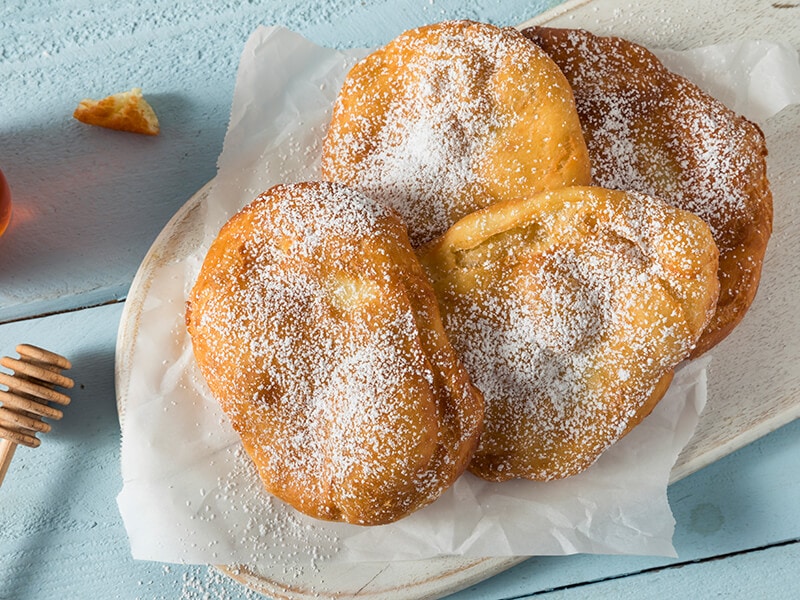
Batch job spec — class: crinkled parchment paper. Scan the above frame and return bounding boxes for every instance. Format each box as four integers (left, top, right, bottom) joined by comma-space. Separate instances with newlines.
117, 25, 800, 565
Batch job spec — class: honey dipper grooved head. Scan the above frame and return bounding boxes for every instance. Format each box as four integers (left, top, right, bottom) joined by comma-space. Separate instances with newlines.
0, 345, 74, 450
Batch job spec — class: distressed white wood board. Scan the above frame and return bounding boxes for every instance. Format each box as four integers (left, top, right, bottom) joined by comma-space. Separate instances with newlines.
116, 1, 800, 598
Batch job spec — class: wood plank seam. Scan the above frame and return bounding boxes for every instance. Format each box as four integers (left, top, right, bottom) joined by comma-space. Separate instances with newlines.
495, 538, 800, 598
0, 297, 127, 327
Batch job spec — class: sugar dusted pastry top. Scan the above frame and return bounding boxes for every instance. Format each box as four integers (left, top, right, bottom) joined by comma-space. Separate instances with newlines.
523, 26, 772, 357
186, 182, 483, 525
322, 20, 591, 247
419, 186, 719, 481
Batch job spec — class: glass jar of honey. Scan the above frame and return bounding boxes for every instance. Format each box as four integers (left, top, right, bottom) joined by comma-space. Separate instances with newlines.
0, 169, 11, 237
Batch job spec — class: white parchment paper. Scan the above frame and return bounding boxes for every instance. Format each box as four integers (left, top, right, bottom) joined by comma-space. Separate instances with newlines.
117, 26, 800, 565
654, 40, 800, 123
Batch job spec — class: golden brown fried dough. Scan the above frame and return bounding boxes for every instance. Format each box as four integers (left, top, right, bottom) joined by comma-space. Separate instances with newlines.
322, 20, 591, 247
419, 186, 719, 481
186, 182, 483, 525
73, 87, 160, 135
523, 27, 772, 357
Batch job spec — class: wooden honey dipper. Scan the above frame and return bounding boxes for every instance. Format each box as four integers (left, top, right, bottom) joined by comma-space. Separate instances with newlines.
0, 344, 74, 486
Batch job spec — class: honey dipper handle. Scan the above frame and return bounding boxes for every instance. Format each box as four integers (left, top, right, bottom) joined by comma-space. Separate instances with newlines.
0, 438, 17, 487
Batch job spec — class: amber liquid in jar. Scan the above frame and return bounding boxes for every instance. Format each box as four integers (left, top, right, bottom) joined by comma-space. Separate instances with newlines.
0, 169, 11, 237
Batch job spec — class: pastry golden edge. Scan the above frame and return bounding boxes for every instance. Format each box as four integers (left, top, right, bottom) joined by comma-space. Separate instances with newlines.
419, 186, 720, 481
186, 181, 484, 525
522, 26, 772, 358
321, 19, 592, 247
73, 87, 160, 135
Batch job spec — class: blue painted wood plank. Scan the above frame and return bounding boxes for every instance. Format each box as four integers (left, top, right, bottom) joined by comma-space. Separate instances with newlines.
0, 303, 255, 599
0, 303, 798, 599
0, 0, 558, 323
498, 541, 800, 599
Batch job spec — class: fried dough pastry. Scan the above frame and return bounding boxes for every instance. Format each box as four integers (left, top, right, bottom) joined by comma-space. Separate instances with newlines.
186, 181, 483, 525
418, 186, 719, 481
322, 20, 591, 247
522, 26, 772, 357
73, 87, 160, 135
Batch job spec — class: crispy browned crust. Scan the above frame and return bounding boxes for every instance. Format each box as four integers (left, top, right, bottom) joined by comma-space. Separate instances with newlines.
73, 87, 160, 135
322, 20, 591, 247
522, 26, 772, 357
419, 186, 719, 481
186, 181, 483, 525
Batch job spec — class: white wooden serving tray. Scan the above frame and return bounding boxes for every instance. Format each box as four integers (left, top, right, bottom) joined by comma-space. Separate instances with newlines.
116, 1, 800, 598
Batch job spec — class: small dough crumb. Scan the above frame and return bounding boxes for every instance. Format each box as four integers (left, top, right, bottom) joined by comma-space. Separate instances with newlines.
73, 87, 160, 135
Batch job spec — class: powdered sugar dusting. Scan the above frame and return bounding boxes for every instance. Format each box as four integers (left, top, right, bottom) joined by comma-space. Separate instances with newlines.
525, 28, 766, 248
192, 446, 341, 572
424, 188, 715, 480
335, 32, 499, 246
188, 182, 481, 525
323, 21, 589, 246
523, 27, 772, 354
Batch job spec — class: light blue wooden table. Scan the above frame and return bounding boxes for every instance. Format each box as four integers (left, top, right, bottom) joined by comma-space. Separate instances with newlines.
1, 1, 798, 598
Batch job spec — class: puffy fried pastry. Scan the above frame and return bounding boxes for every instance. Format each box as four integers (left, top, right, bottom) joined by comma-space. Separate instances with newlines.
322, 20, 591, 247
186, 181, 483, 525
418, 186, 719, 481
522, 26, 772, 357
73, 87, 160, 135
